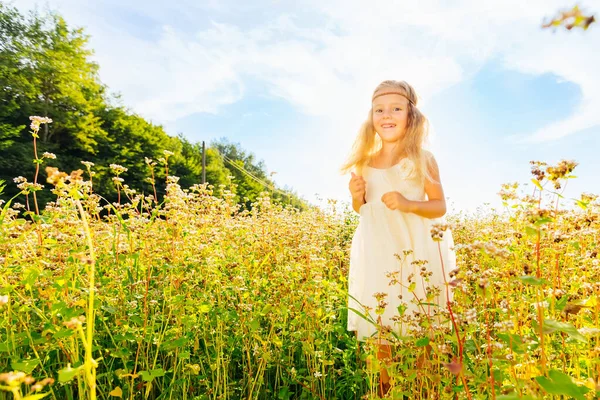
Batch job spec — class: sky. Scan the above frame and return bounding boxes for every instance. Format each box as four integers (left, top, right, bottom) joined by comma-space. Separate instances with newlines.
11, 0, 600, 213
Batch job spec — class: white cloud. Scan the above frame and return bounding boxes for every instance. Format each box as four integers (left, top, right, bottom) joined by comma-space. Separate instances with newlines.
14, 0, 598, 139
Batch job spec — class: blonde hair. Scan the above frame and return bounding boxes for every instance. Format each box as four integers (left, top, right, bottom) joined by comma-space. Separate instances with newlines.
340, 80, 434, 183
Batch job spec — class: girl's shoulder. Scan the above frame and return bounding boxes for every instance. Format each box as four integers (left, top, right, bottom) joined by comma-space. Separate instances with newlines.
421, 149, 435, 160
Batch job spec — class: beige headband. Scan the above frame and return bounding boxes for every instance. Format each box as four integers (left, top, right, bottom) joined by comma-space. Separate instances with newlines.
372, 91, 415, 105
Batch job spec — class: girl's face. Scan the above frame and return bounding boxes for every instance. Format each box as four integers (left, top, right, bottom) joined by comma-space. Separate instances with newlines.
372, 93, 409, 143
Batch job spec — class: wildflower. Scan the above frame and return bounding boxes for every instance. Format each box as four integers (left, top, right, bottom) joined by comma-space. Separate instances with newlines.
431, 223, 449, 241
109, 164, 128, 175
29, 115, 53, 130
546, 159, 578, 189
0, 295, 8, 306
163, 150, 174, 157
63, 315, 86, 329
67, 169, 84, 183
29, 116, 53, 124
313, 371, 323, 378
0, 371, 36, 386
531, 301, 549, 310
449, 278, 463, 288
46, 167, 68, 186
465, 308, 477, 323
42, 152, 56, 159
443, 358, 462, 376
167, 176, 180, 184
530, 161, 547, 181
81, 161, 95, 168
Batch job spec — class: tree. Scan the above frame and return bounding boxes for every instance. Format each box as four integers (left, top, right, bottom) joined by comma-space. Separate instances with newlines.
0, 4, 108, 204
0, 4, 307, 211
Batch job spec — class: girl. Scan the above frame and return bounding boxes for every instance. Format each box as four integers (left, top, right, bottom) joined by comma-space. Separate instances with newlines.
341, 80, 456, 395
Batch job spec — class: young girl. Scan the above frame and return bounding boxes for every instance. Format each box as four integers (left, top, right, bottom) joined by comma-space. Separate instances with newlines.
341, 80, 456, 394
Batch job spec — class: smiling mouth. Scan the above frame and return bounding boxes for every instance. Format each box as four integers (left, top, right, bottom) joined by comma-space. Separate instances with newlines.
381, 124, 396, 128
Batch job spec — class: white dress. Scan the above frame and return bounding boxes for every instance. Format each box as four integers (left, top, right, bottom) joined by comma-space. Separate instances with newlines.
347, 158, 456, 341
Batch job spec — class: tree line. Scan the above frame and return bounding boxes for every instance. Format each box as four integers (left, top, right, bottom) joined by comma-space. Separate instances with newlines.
0, 3, 307, 211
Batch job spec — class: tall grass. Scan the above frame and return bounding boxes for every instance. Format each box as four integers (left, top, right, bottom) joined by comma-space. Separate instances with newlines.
0, 118, 599, 399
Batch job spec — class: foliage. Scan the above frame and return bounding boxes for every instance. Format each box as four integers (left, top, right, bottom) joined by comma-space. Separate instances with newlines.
0, 4, 306, 211
1, 123, 599, 399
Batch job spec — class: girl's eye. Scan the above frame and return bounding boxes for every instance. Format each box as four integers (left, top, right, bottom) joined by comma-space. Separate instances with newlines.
375, 109, 382, 113
394, 108, 402, 112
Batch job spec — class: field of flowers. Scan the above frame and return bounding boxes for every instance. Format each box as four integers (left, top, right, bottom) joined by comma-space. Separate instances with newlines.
0, 119, 599, 399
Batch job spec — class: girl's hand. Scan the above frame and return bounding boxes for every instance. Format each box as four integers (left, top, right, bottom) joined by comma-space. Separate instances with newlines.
381, 191, 413, 212
349, 172, 366, 201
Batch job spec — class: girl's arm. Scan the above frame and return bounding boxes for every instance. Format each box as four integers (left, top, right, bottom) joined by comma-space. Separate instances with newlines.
349, 172, 366, 213
408, 154, 447, 219
352, 196, 366, 213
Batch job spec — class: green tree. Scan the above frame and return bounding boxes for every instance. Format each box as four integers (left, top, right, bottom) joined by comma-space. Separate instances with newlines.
212, 138, 307, 210
0, 4, 307, 211
0, 4, 107, 204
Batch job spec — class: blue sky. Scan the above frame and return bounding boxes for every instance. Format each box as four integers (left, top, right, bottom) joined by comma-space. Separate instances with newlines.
13, 0, 600, 212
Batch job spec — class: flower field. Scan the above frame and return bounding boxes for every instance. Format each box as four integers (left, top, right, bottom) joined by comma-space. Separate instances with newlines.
0, 121, 599, 399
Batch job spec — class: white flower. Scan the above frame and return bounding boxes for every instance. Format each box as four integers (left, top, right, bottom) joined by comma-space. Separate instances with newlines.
42, 152, 56, 159
0, 295, 8, 306
29, 116, 53, 130
29, 116, 53, 124
109, 164, 128, 174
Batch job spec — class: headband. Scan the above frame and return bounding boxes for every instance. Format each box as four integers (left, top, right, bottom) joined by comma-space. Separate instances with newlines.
372, 91, 415, 105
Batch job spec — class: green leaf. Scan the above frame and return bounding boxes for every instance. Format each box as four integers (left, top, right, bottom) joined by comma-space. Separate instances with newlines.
249, 318, 261, 332
575, 200, 588, 210
53, 328, 76, 339
535, 369, 589, 400
496, 395, 537, 400
497, 333, 525, 354
525, 226, 539, 236
278, 386, 293, 400
415, 337, 430, 347
260, 304, 273, 315
555, 295, 569, 312
518, 275, 549, 286
11, 358, 40, 374
534, 217, 554, 226
161, 337, 188, 351
346, 306, 378, 327
22, 393, 51, 400
199, 303, 211, 313
0, 192, 22, 227
397, 304, 407, 316
58, 365, 83, 383
139, 368, 165, 382
531, 178, 544, 191
534, 319, 587, 343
